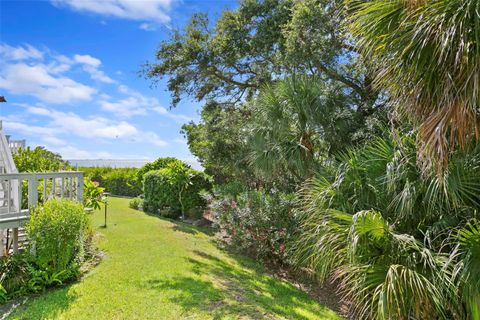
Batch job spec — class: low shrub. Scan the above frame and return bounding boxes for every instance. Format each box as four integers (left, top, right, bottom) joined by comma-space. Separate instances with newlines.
129, 197, 144, 210
0, 254, 30, 301
143, 160, 211, 219
209, 190, 297, 263
26, 199, 91, 273
1, 199, 92, 302
81, 167, 142, 197
84, 179, 105, 210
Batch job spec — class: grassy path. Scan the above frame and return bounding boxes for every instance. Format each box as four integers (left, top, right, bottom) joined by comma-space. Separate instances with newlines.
8, 197, 340, 319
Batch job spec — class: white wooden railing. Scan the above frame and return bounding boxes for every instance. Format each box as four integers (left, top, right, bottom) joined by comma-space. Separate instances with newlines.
0, 171, 84, 227
0, 122, 18, 175
0, 171, 83, 255
8, 139, 26, 153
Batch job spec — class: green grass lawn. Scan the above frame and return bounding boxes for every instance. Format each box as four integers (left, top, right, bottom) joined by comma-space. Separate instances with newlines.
8, 197, 341, 320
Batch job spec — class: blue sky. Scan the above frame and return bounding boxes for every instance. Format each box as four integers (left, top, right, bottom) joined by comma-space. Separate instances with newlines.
0, 0, 236, 166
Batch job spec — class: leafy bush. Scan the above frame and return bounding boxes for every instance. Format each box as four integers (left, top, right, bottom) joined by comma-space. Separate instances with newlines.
209, 190, 297, 263
1, 199, 92, 302
210, 181, 247, 199
136, 157, 181, 185
26, 199, 91, 273
81, 167, 142, 197
14, 146, 74, 209
102, 168, 142, 197
129, 197, 144, 210
143, 160, 211, 219
84, 179, 105, 210
13, 146, 72, 172
80, 167, 111, 185
0, 254, 30, 301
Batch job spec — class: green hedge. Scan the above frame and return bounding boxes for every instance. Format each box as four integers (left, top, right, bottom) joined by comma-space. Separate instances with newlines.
136, 157, 179, 185
81, 167, 142, 197
143, 161, 211, 219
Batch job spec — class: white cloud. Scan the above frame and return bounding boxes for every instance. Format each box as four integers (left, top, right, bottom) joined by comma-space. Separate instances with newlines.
49, 145, 114, 159
100, 84, 192, 123
99, 85, 165, 118
51, 0, 175, 23
74, 54, 114, 83
152, 106, 168, 115
4, 121, 58, 138
99, 97, 148, 117
0, 44, 44, 60
139, 131, 168, 147
83, 65, 115, 83
0, 63, 97, 104
42, 136, 67, 145
73, 54, 101, 67
139, 22, 156, 31
27, 106, 138, 139
16, 106, 168, 148
174, 137, 187, 145
0, 44, 116, 102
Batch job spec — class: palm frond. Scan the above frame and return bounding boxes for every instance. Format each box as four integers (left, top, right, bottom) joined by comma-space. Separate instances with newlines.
347, 0, 480, 173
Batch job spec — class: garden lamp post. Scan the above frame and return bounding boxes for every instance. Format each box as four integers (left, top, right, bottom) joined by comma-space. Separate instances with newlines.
102, 192, 110, 228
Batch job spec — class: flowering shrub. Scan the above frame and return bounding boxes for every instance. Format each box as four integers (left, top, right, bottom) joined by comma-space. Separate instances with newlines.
210, 190, 298, 264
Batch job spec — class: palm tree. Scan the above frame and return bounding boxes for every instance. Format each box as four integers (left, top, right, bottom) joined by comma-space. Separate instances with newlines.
450, 221, 480, 318
347, 0, 480, 174
291, 130, 480, 319
248, 75, 353, 184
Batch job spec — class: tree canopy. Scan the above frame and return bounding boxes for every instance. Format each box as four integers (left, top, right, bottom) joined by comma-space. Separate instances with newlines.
147, 0, 387, 188
13, 146, 71, 173
144, 0, 380, 115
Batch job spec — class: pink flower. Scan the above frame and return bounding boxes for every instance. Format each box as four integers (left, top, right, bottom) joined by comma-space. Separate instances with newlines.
279, 243, 286, 254
92, 181, 100, 187
230, 200, 237, 209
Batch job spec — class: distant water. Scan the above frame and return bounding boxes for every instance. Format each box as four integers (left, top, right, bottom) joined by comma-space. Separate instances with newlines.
68, 159, 151, 168
67, 159, 203, 170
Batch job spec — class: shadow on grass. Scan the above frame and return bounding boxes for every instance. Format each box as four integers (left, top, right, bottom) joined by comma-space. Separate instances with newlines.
141, 249, 339, 320
143, 210, 215, 237
171, 222, 215, 237
5, 285, 77, 319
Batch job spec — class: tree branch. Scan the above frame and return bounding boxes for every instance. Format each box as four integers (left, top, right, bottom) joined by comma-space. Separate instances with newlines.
206, 66, 258, 89
314, 60, 367, 99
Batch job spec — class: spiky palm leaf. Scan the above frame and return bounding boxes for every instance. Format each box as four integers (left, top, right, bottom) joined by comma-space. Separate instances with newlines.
248, 75, 353, 183
347, 0, 480, 173
451, 220, 480, 319
293, 131, 480, 318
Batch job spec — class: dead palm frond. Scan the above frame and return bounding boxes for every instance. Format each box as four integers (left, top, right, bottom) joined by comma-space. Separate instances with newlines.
347, 0, 480, 174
